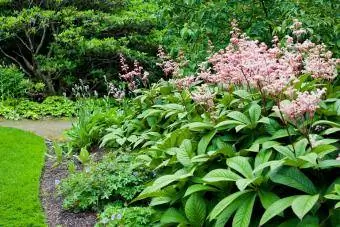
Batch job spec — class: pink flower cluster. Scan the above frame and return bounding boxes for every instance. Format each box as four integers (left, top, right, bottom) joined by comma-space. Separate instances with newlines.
157, 46, 179, 77
279, 88, 326, 121
191, 84, 215, 109
290, 19, 307, 38
119, 54, 148, 90
173, 76, 196, 90
198, 19, 338, 96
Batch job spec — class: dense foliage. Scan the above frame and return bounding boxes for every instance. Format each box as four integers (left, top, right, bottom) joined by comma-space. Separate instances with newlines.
0, 96, 75, 119
0, 0, 160, 94
1, 1, 339, 226
58, 20, 340, 226
0, 0, 338, 94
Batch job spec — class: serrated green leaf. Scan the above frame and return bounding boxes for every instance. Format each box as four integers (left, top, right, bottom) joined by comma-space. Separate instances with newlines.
184, 184, 218, 197
321, 127, 340, 135
180, 139, 193, 155
203, 168, 241, 182
209, 190, 251, 220
255, 150, 272, 169
260, 196, 299, 225
312, 144, 337, 158
215, 120, 244, 130
298, 153, 317, 165
270, 167, 317, 194
150, 196, 172, 206
228, 111, 251, 125
177, 148, 192, 167
295, 138, 308, 157
214, 197, 244, 227
273, 145, 295, 160
335, 202, 340, 209
185, 193, 207, 226
292, 195, 319, 219
182, 122, 214, 132
161, 208, 188, 225
249, 103, 261, 125
253, 160, 284, 175
236, 178, 255, 191
258, 190, 280, 209
232, 193, 256, 227
227, 156, 254, 179
198, 130, 216, 155
318, 160, 340, 169
312, 120, 340, 128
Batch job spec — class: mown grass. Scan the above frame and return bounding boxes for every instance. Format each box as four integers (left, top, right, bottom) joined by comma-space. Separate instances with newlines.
0, 127, 46, 226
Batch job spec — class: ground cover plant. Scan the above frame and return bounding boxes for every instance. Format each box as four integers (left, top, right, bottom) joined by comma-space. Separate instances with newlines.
0, 127, 46, 226
0, 96, 76, 120
58, 20, 340, 226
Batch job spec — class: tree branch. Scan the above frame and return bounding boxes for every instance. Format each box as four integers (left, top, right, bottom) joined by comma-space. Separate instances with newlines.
35, 26, 47, 54
14, 49, 34, 72
0, 47, 31, 76
25, 30, 34, 50
15, 34, 33, 52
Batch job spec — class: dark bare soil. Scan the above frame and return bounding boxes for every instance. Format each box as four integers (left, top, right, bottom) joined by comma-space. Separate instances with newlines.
40, 139, 97, 227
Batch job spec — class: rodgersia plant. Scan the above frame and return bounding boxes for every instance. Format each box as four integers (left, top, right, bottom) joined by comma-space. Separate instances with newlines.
60, 19, 339, 227
130, 20, 339, 227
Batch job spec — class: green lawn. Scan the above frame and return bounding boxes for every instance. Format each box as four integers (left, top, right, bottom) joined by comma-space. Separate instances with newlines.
0, 127, 46, 226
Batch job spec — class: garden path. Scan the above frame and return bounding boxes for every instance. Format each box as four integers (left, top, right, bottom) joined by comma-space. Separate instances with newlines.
0, 118, 73, 141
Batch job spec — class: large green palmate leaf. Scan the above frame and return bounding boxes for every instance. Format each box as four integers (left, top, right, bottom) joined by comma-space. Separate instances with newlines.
291, 194, 319, 220
270, 166, 318, 194
185, 193, 207, 227
260, 195, 299, 225
232, 193, 256, 227
209, 190, 251, 220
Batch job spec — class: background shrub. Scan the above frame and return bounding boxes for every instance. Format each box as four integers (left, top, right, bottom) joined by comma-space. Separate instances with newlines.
0, 65, 28, 99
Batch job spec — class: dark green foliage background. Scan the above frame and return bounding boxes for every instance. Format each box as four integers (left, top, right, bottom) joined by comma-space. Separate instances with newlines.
0, 0, 338, 95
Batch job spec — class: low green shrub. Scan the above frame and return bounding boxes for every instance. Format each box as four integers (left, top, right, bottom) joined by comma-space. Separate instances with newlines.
96, 204, 158, 227
0, 65, 28, 99
58, 154, 151, 211
0, 96, 75, 119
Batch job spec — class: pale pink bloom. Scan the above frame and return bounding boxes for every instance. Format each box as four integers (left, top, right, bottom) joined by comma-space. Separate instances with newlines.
200, 19, 338, 97
174, 76, 196, 90
119, 54, 149, 91
157, 46, 180, 77
279, 88, 326, 121
191, 84, 215, 109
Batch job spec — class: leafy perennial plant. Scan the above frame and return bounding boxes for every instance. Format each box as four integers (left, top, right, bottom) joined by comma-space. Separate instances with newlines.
61, 20, 339, 226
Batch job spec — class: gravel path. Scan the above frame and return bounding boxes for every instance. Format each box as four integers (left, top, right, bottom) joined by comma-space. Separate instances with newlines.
0, 118, 73, 141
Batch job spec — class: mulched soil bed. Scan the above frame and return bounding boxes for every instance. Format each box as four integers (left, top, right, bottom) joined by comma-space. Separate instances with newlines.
40, 139, 97, 227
